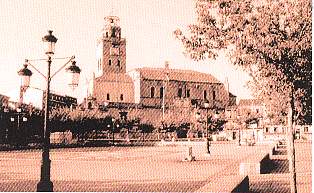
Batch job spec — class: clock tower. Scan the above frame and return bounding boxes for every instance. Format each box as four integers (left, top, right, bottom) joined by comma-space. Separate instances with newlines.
96, 16, 126, 77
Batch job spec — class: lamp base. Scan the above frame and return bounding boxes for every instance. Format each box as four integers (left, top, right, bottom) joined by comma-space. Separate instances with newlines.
37, 180, 53, 192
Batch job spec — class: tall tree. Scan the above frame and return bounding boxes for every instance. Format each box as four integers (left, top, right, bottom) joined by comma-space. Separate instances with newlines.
175, 0, 311, 192
174, 0, 311, 124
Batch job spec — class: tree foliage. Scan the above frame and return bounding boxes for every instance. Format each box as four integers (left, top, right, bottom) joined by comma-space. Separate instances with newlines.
207, 115, 227, 133
49, 107, 110, 133
175, 0, 312, 124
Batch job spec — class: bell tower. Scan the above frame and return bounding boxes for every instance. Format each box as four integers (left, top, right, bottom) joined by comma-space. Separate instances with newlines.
96, 16, 126, 77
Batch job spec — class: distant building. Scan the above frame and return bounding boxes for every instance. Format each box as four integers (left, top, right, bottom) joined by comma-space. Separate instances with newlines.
237, 99, 266, 116
91, 15, 232, 110
224, 99, 267, 142
43, 92, 77, 110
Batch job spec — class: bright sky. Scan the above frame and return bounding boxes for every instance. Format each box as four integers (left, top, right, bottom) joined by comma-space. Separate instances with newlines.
0, 0, 252, 106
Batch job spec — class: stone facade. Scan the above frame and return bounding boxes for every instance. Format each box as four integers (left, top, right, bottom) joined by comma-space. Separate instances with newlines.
93, 73, 134, 104
128, 67, 229, 108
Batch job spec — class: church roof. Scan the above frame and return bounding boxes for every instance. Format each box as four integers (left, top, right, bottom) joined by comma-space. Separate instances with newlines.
95, 73, 133, 83
134, 67, 221, 84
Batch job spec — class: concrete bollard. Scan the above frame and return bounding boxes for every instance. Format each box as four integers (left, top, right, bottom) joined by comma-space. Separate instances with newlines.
185, 146, 195, 161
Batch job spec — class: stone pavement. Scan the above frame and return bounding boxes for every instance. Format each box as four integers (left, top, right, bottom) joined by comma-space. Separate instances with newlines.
249, 141, 312, 193
0, 141, 310, 192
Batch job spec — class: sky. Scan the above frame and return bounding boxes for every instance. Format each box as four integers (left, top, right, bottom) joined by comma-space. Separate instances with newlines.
0, 0, 252, 107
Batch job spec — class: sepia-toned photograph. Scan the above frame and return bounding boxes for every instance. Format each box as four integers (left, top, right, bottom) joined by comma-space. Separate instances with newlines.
0, 0, 311, 192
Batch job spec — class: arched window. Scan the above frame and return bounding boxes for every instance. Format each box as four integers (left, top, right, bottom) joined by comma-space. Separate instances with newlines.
160, 87, 164, 99
120, 94, 124, 101
109, 59, 112, 66
178, 88, 182, 98
150, 87, 155, 98
186, 89, 190, 98
212, 90, 216, 100
88, 102, 92, 109
117, 59, 120, 67
107, 93, 110, 100
204, 90, 207, 99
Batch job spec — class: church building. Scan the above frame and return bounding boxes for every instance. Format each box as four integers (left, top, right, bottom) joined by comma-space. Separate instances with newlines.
91, 16, 232, 110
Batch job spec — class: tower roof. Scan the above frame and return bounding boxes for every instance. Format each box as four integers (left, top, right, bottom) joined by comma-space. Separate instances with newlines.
95, 73, 133, 83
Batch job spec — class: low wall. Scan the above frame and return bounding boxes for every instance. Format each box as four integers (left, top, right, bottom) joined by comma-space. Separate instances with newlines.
196, 175, 249, 193
239, 153, 272, 175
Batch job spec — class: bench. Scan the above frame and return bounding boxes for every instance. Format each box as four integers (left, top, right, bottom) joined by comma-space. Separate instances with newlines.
196, 175, 249, 193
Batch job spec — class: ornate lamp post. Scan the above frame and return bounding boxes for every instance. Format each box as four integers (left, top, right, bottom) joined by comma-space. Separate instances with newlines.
17, 30, 81, 192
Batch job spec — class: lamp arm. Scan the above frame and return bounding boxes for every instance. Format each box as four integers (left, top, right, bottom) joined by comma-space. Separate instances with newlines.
50, 56, 75, 79
26, 60, 47, 80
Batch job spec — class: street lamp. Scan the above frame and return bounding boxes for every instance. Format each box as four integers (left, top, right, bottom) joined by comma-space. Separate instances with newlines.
204, 100, 210, 154
66, 61, 81, 90
18, 64, 33, 88
17, 30, 81, 192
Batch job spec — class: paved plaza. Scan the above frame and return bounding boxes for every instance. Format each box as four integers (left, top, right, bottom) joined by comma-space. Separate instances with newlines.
0, 141, 311, 192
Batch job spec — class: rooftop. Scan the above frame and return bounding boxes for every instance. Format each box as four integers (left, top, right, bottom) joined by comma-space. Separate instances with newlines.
95, 73, 133, 83
133, 67, 222, 84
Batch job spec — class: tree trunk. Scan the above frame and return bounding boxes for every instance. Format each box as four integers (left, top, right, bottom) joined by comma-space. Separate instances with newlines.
288, 97, 297, 193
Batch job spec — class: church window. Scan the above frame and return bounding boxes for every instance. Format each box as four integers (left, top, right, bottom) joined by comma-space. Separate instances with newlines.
304, 127, 309, 133
87, 102, 92, 109
107, 93, 110, 100
106, 32, 108, 37
178, 88, 183, 98
204, 90, 207, 99
212, 90, 216, 100
186, 89, 190, 98
160, 87, 164, 99
112, 28, 116, 38
117, 59, 120, 67
120, 94, 124, 101
150, 87, 155, 98
109, 59, 112, 66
